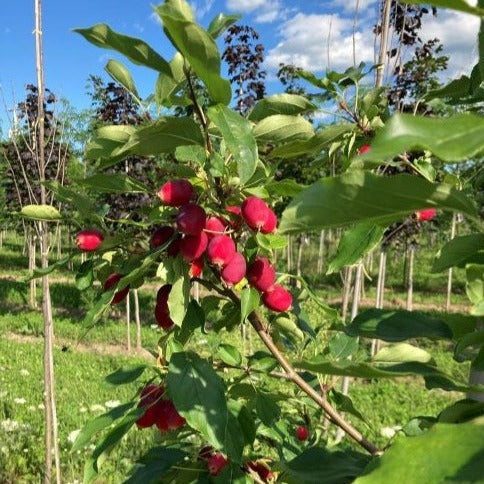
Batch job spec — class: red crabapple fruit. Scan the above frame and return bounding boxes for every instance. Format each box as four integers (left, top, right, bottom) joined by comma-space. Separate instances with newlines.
262, 285, 292, 312
207, 235, 236, 266
158, 179, 194, 206
221, 252, 246, 285
176, 203, 206, 235
247, 257, 276, 292
76, 230, 104, 252
103, 273, 129, 304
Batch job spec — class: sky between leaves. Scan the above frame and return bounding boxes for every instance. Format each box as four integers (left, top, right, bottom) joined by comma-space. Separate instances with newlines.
0, 0, 480, 131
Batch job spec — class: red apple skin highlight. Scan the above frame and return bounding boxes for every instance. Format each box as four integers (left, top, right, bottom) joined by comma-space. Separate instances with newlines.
260, 208, 277, 234
150, 226, 175, 249
415, 208, 437, 221
296, 425, 309, 441
179, 232, 208, 262
247, 257, 276, 292
103, 273, 129, 304
207, 235, 236, 266
247, 461, 274, 482
208, 453, 229, 476
204, 216, 227, 237
158, 179, 193, 206
176, 203, 206, 235
262, 285, 292, 312
221, 252, 246, 285
76, 230, 104, 252
241, 196, 270, 230
190, 257, 204, 278
358, 144, 371, 154
226, 205, 242, 229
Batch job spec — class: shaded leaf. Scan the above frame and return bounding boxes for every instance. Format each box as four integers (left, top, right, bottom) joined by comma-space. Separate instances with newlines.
280, 172, 476, 234
253, 115, 314, 144
249, 94, 318, 122
432, 234, 484, 272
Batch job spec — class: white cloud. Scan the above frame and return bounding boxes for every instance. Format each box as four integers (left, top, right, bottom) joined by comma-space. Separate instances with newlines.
330, 0, 377, 15
226, 0, 284, 23
419, 10, 480, 78
190, 0, 215, 19
226, 0, 267, 12
266, 13, 374, 72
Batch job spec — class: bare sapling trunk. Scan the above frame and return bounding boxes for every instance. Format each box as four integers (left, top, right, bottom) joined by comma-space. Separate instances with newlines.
296, 234, 305, 288
446, 213, 457, 311
341, 266, 354, 322
406, 245, 415, 311
336, 262, 363, 442
286, 235, 292, 273
134, 289, 142, 351
34, 1, 61, 481
317, 230, 325, 274
28, 228, 38, 309
371, 248, 386, 356
126, 292, 131, 352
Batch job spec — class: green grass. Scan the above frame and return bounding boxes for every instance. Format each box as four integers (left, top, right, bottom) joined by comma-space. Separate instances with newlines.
0, 230, 476, 482
0, 338, 154, 483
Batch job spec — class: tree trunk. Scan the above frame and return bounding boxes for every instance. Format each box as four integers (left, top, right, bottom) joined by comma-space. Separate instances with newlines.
406, 245, 415, 311
336, 262, 363, 442
317, 230, 325, 274
341, 266, 354, 322
296, 234, 304, 288
126, 293, 131, 352
446, 213, 457, 311
286, 235, 292, 273
134, 289, 142, 351
35, 3, 61, 479
28, 229, 38, 309
371, 249, 386, 356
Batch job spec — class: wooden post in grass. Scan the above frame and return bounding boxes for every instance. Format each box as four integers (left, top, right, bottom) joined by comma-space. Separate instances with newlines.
446, 213, 457, 311
134, 289, 142, 351
406, 244, 415, 311
371, 248, 387, 356
126, 293, 131, 352
336, 262, 363, 442
317, 230, 325, 274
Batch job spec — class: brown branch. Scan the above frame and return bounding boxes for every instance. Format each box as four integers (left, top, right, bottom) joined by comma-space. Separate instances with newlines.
246, 309, 381, 455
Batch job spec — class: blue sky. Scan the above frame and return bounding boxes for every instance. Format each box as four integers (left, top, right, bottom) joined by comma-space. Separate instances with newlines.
0, 0, 480, 131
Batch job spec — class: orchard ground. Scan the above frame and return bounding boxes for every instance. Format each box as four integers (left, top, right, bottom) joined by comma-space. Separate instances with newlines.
0, 230, 472, 482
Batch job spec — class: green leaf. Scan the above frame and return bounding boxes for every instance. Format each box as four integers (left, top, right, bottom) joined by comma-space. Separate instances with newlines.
124, 448, 188, 484
25, 254, 72, 281
104, 364, 148, 386
345, 309, 453, 341
466, 264, 484, 314
438, 400, 484, 423
253, 115, 314, 144
240, 287, 260, 323
373, 343, 433, 364
355, 418, 484, 483
74, 24, 172, 76
207, 13, 241, 38
402, 0, 484, 17
271, 316, 305, 343
281, 447, 370, 484
155, 1, 232, 104
279, 172, 477, 233
228, 400, 256, 447
218, 343, 243, 366
84, 409, 142, 483
248, 94, 318, 122
327, 223, 385, 274
167, 351, 245, 460
256, 233, 288, 251
104, 59, 138, 98
167, 258, 191, 326
359, 113, 484, 163
20, 204, 61, 221
268, 124, 355, 159
295, 357, 456, 382
454, 331, 484, 362
432, 234, 484, 272
78, 173, 149, 193
255, 392, 280, 426
208, 104, 258, 184
85, 125, 135, 163
330, 389, 368, 425
266, 179, 306, 197
111, 117, 205, 162
328, 333, 359, 360
175, 144, 206, 164
76, 260, 94, 291
72, 402, 134, 451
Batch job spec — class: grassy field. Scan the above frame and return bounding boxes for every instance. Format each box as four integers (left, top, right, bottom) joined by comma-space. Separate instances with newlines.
0, 231, 472, 482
